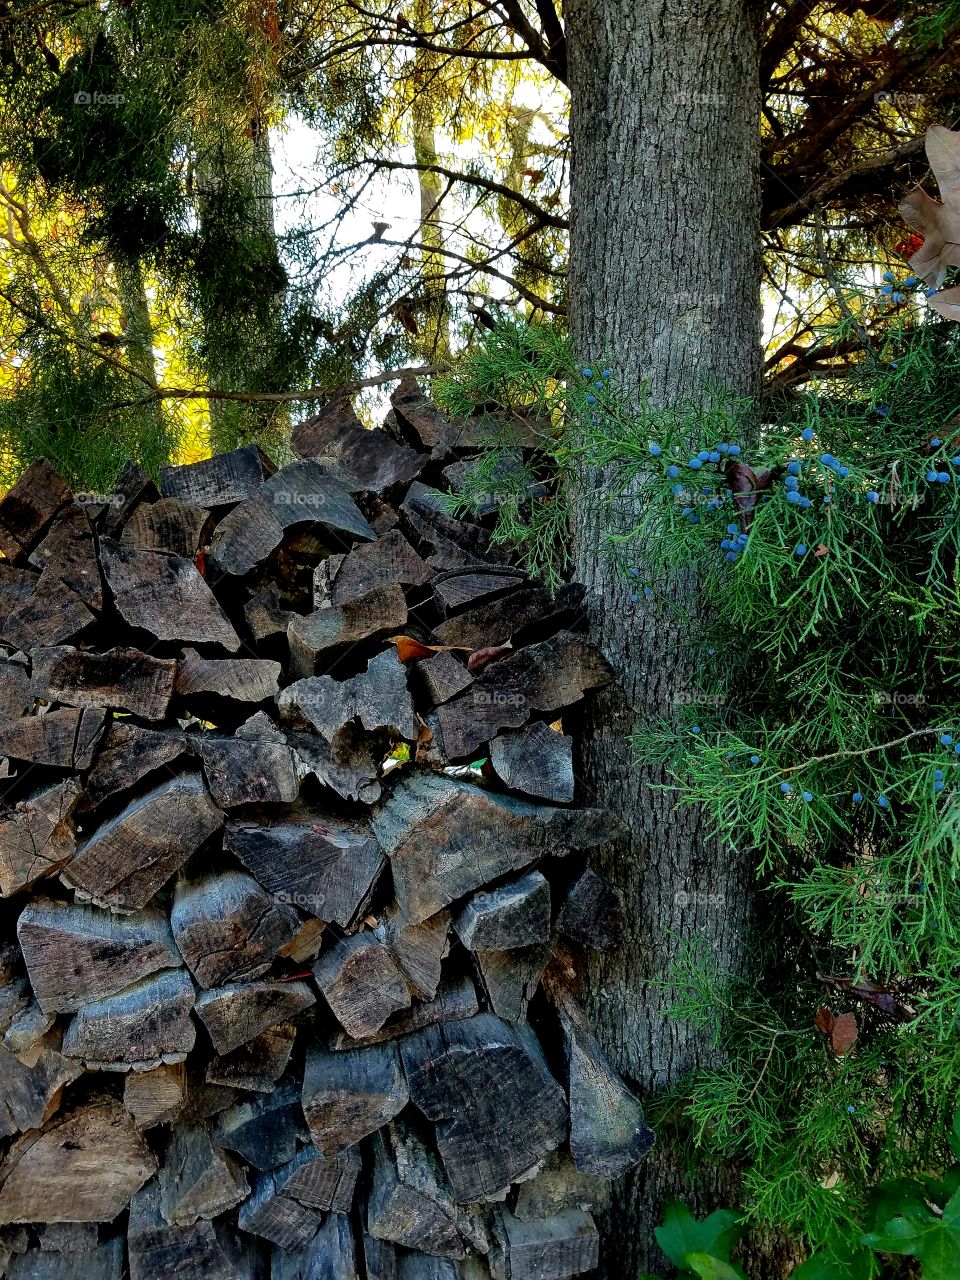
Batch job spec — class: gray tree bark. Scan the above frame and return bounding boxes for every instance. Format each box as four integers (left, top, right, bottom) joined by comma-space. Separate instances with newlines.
565, 2, 764, 1275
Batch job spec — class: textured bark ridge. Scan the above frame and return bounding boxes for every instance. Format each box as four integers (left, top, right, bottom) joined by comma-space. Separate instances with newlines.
0, 387, 649, 1277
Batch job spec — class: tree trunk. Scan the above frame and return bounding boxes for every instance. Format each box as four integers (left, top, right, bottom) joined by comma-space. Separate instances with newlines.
565, 2, 763, 1275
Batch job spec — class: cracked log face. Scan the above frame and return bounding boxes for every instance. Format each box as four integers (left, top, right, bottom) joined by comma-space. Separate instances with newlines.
0, 388, 647, 1277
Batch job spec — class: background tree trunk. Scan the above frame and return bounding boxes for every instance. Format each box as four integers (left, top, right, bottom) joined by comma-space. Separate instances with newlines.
565, 2, 764, 1275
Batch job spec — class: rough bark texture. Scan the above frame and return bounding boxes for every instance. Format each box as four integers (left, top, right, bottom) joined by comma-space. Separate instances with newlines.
566, 2, 763, 1274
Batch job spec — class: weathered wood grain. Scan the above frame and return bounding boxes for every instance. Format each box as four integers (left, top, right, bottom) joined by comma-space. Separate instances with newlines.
287, 584, 407, 678
416, 651, 473, 707
0, 708, 104, 770
292, 398, 424, 496
62, 969, 196, 1070
0, 1039, 80, 1138
157, 1123, 248, 1226
84, 723, 187, 806
272, 1143, 360, 1214
213, 1079, 309, 1169
453, 873, 551, 952
195, 980, 315, 1056
160, 445, 275, 508
330, 530, 432, 605
475, 946, 550, 1024
128, 1179, 238, 1280
0, 460, 71, 562
0, 780, 82, 897
556, 868, 624, 953
301, 1041, 408, 1158
171, 870, 301, 988
490, 722, 574, 803
0, 567, 96, 650
32, 501, 103, 610
236, 1167, 324, 1250
489, 1208, 599, 1280
330, 974, 479, 1051
384, 908, 450, 1002
368, 1119, 467, 1259
17, 901, 181, 1014
30, 646, 178, 720
0, 1098, 156, 1223
175, 651, 281, 703
205, 1023, 297, 1094
63, 773, 223, 912
123, 1062, 186, 1129
510, 1152, 611, 1223
314, 933, 411, 1039
199, 736, 299, 809
120, 498, 211, 558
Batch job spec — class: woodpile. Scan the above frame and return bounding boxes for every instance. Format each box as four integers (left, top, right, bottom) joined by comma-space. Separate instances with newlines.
0, 381, 653, 1279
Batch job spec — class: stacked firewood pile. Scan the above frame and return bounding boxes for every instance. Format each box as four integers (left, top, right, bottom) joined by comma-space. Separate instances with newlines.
0, 379, 653, 1280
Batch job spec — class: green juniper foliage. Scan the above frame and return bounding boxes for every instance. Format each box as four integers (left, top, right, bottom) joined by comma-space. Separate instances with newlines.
443, 301, 960, 1276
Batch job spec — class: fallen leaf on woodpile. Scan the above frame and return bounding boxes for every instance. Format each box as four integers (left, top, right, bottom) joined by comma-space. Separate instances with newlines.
388, 636, 469, 663
466, 642, 513, 672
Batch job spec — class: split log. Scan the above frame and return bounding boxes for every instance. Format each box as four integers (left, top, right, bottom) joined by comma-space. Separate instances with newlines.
272, 1143, 360, 1214
62, 969, 196, 1070
7, 1235, 124, 1280
384, 908, 450, 1002
17, 901, 181, 1014
475, 946, 550, 1024
0, 460, 71, 563
400, 495, 503, 573
400, 1014, 567, 1201
300, 1212, 359, 1280
124, 1062, 186, 1129
453, 873, 551, 952
330, 974, 479, 1051
226, 814, 384, 927
157, 1123, 249, 1226
0, 1097, 156, 1223
199, 736, 299, 808
100, 540, 241, 652
292, 398, 424, 495
30, 646, 178, 721
545, 979, 654, 1178
63, 773, 223, 912
35, 1222, 98, 1251
0, 707, 104, 770
205, 1023, 297, 1094
101, 460, 160, 539
278, 916, 326, 964
195, 980, 315, 1056
160, 444, 275, 508
0, 567, 96, 650
286, 726, 383, 806
85, 723, 188, 806
213, 1079, 309, 1169
490, 723, 574, 803
0, 1039, 80, 1137
330, 530, 432, 605
0, 780, 82, 897
510, 1152, 610, 1222
171, 871, 302, 988
489, 1208, 599, 1280
556, 869, 624, 953
31, 502, 103, 610
362, 1225, 399, 1280
0, 656, 33, 720
314, 933, 411, 1039
368, 1119, 468, 1259
371, 773, 615, 923
236, 1168, 323, 1250
175, 650, 281, 703
301, 1041, 408, 1158
128, 1179, 238, 1280
417, 651, 473, 707
0, 977, 31, 1038
431, 633, 612, 760
398, 1256, 464, 1280
3, 1000, 55, 1056
120, 498, 211, 558
244, 582, 293, 643
430, 585, 585, 651
287, 584, 408, 678
433, 569, 526, 618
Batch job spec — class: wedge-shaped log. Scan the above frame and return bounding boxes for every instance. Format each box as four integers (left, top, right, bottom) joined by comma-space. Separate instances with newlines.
368, 1119, 468, 1259
280, 648, 417, 744
64, 773, 222, 912
489, 1208, 599, 1280
0, 567, 96, 650
330, 974, 479, 1051
432, 583, 586, 650
292, 399, 425, 495
199, 736, 299, 808
3, 999, 54, 1057
18, 901, 181, 1014
124, 1062, 186, 1129
34, 1221, 98, 1251
32, 501, 103, 610
287, 584, 407, 678
490, 722, 574, 803
0, 707, 104, 770
213, 1079, 309, 1169
432, 569, 525, 618
85, 723, 188, 806
236, 1168, 324, 1250
0, 779, 82, 897
454, 873, 551, 952
417, 651, 473, 707
244, 582, 292, 642
475, 946, 550, 1024
160, 444, 275, 507
314, 933, 411, 1039
62, 969, 196, 1070
547, 981, 654, 1178
0, 1098, 156, 1223
100, 539, 241, 651
330, 530, 432, 605
371, 773, 615, 923
158, 1124, 248, 1226
0, 459, 71, 562
226, 815, 384, 927
120, 497, 211, 558
273, 1143, 360, 1214
300, 1212, 359, 1280
432, 633, 613, 760
302, 1042, 408, 1158
0, 655, 32, 719
175, 650, 281, 703
556, 869, 624, 953
401, 1014, 567, 1201
31, 646, 177, 721
8, 1235, 124, 1280
205, 1023, 297, 1094
0, 1039, 80, 1138
172, 870, 301, 988
101, 460, 159, 538
195, 980, 315, 1056
511, 1152, 611, 1223
128, 1179, 238, 1280
384, 908, 450, 1002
